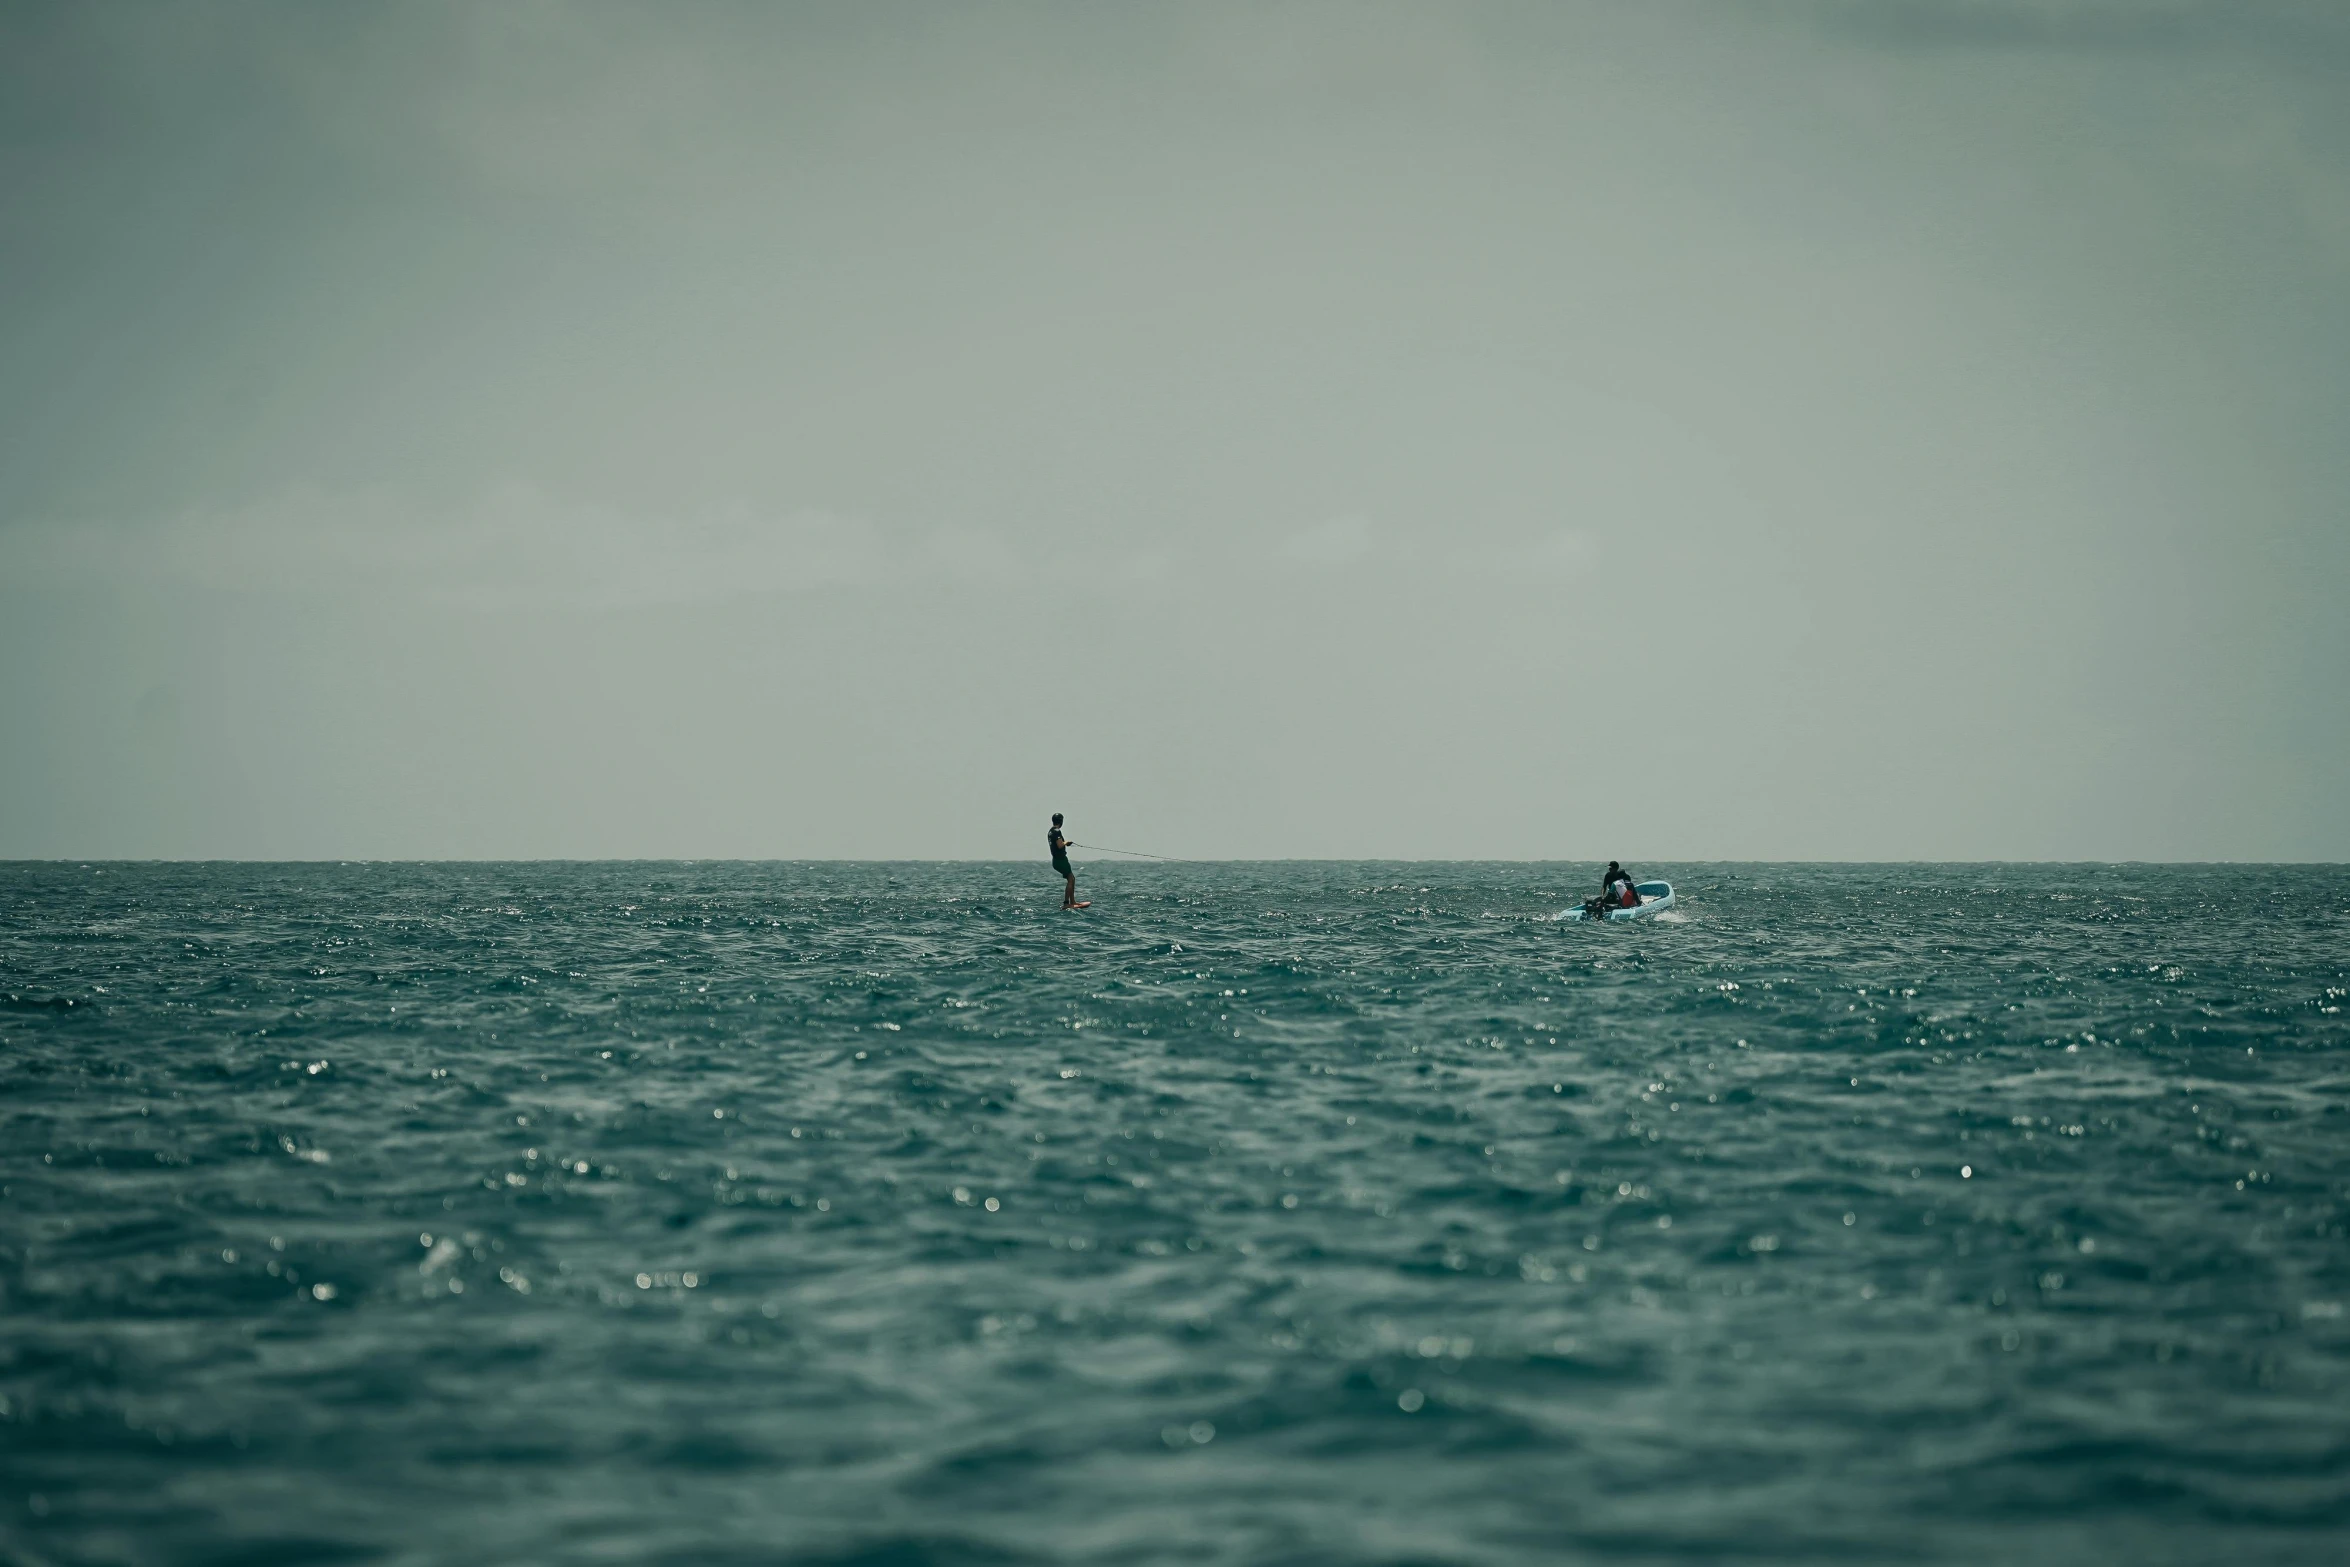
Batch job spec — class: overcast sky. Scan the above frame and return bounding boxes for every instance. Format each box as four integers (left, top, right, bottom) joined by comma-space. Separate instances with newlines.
2, 0, 2344, 860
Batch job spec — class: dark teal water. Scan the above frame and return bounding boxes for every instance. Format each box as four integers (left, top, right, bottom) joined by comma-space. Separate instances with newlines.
4, 862, 2347, 1565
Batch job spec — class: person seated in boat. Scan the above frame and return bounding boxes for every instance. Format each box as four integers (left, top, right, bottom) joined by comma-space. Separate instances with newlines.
1602, 862, 1641, 908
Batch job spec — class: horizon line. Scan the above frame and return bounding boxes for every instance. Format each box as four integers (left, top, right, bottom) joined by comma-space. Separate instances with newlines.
4, 857, 2342, 869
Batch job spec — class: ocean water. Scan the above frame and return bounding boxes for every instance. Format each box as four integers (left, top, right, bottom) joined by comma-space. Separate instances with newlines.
3, 860, 2347, 1566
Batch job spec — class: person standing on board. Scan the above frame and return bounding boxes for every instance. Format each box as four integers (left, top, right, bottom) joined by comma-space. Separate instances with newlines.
1603, 861, 1640, 909
1048, 814, 1087, 909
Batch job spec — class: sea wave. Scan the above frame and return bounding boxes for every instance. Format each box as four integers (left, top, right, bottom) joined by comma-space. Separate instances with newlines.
3, 861, 2346, 1563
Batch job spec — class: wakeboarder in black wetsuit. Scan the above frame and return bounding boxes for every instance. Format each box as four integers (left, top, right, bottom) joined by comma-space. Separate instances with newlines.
1048, 814, 1087, 909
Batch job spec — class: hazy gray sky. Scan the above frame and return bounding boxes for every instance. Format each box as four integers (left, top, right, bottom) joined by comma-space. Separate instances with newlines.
3, 0, 2344, 860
